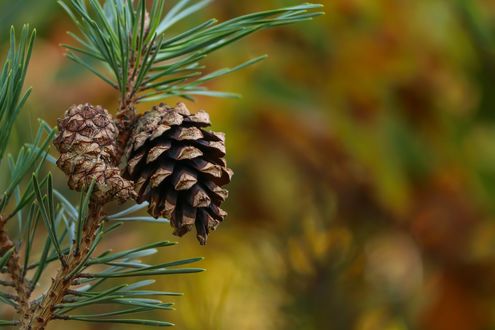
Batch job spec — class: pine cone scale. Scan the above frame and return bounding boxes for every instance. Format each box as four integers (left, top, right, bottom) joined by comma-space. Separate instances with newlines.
196, 140, 226, 157
189, 186, 211, 208
168, 145, 203, 161
186, 111, 211, 126
147, 142, 172, 163
172, 169, 198, 191
150, 165, 174, 188
170, 126, 204, 141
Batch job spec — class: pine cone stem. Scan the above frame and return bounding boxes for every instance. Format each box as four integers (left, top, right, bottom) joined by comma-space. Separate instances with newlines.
0, 217, 31, 328
26, 204, 103, 330
115, 33, 156, 160
115, 55, 141, 160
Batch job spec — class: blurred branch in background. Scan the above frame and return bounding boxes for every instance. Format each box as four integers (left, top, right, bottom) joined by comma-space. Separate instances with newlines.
0, 0, 58, 35
454, 0, 495, 122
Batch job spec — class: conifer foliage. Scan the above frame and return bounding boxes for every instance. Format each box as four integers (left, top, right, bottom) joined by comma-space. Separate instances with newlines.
0, 1, 322, 328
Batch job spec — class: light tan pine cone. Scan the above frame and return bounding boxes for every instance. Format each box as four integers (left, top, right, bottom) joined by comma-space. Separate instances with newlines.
54, 104, 136, 203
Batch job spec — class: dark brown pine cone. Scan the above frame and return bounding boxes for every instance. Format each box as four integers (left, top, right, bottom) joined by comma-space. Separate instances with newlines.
54, 104, 136, 203
124, 103, 233, 245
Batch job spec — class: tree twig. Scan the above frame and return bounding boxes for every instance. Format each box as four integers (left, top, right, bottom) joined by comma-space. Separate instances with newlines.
115, 58, 140, 161
0, 216, 31, 328
26, 203, 103, 330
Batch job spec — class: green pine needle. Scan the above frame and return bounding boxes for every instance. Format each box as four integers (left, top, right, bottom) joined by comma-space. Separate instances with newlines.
61, 0, 324, 103
0, 25, 35, 162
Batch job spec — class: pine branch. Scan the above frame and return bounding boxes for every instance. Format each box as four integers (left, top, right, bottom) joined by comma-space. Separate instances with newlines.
15, 178, 196, 328
0, 217, 31, 328
0, 21, 201, 329
60, 0, 324, 155
0, 2, 323, 328
28, 202, 103, 329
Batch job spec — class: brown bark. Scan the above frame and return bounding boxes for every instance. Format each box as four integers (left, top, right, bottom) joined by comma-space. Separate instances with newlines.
26, 203, 103, 330
0, 217, 31, 328
115, 60, 139, 162
115, 33, 155, 161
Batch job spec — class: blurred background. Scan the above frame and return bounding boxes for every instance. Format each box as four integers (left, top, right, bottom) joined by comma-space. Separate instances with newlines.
3, 0, 495, 329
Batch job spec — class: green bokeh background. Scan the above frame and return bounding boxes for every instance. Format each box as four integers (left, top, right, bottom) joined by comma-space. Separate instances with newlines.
3, 0, 495, 329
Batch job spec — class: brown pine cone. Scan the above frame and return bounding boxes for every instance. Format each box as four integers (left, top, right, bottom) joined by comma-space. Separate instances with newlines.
124, 103, 233, 245
54, 104, 136, 203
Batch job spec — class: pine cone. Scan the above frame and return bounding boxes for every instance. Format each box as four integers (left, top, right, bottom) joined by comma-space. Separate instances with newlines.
124, 103, 233, 245
54, 104, 136, 203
